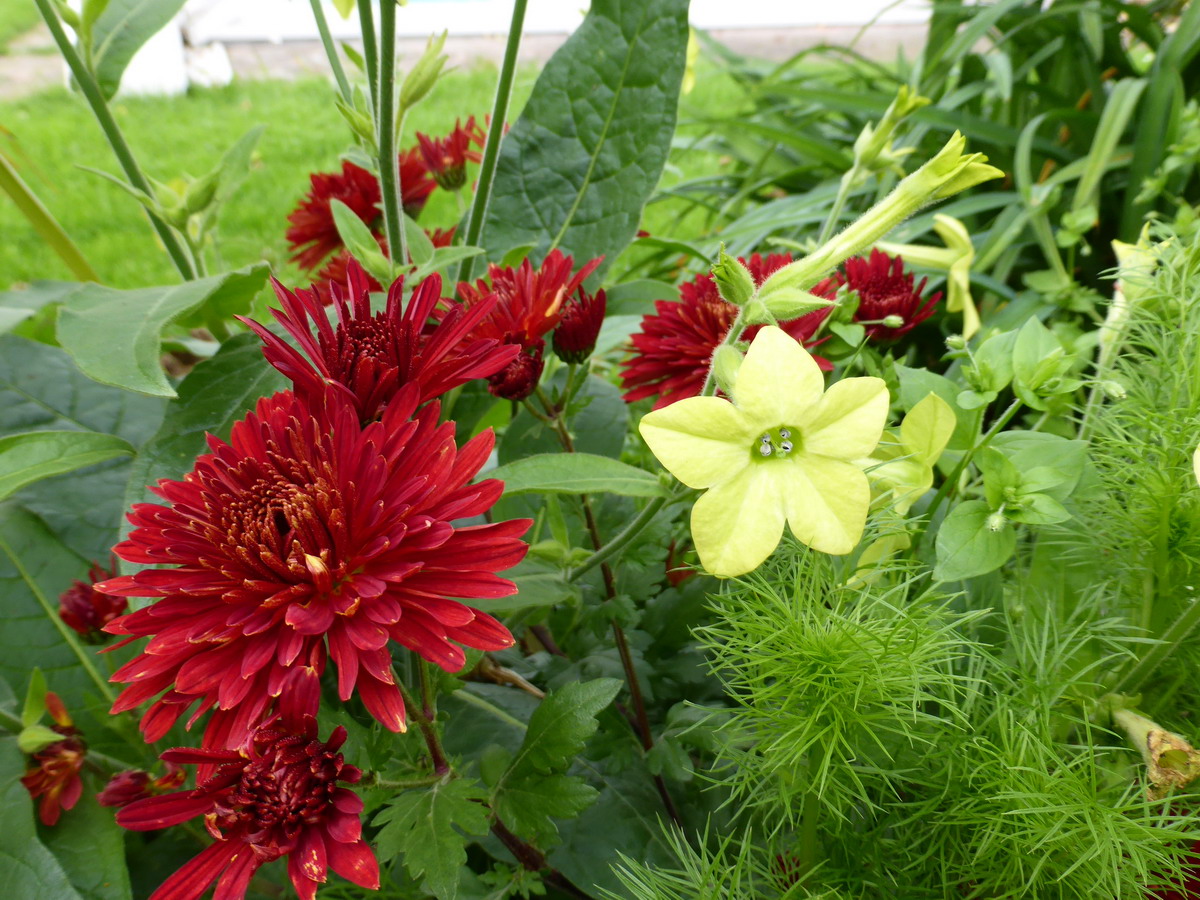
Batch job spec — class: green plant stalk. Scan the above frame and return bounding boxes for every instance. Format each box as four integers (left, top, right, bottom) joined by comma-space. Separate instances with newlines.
0, 531, 115, 707
816, 164, 864, 246
700, 308, 747, 396
309, 0, 353, 103
458, 0, 529, 284
376, 0, 406, 268
0, 153, 99, 282
33, 0, 196, 281
357, 0, 380, 119
398, 669, 450, 775
568, 495, 669, 582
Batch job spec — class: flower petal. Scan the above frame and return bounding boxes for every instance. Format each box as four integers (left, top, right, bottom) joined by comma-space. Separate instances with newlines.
784, 456, 871, 555
800, 376, 888, 460
690, 464, 786, 577
639, 396, 751, 489
732, 325, 824, 426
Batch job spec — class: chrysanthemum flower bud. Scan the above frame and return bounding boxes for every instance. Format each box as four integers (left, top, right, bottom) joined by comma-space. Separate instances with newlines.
552, 288, 607, 364
58, 560, 126, 644
489, 343, 546, 401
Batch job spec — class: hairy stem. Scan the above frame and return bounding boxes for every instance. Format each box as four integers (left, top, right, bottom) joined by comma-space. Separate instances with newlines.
398, 672, 450, 776
357, 0, 379, 118
34, 0, 196, 280
376, 0, 406, 267
458, 0, 529, 283
309, 0, 353, 103
569, 495, 669, 582
816, 165, 863, 246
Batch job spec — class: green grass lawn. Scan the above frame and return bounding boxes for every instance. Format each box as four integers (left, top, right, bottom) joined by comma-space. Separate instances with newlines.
0, 3, 40, 53
0, 55, 740, 291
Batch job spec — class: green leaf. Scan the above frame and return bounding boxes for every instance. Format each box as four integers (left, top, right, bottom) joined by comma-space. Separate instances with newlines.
332, 0, 356, 17
90, 0, 189, 99
0, 154, 99, 284
488, 453, 665, 499
0, 432, 133, 502
22, 668, 47, 728
977, 447, 1022, 509
1007, 492, 1071, 526
42, 775, 134, 900
56, 265, 270, 397
513, 679, 621, 775
478, 0, 689, 277
330, 199, 392, 284
373, 778, 490, 900
895, 364, 972, 451
0, 737, 86, 900
404, 212, 435, 268
121, 333, 286, 546
990, 431, 1087, 501
0, 282, 82, 337
493, 773, 599, 845
933, 499, 1016, 582
477, 557, 580, 614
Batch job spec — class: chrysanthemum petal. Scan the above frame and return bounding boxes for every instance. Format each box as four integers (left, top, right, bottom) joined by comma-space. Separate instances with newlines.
690, 464, 786, 577
639, 397, 751, 489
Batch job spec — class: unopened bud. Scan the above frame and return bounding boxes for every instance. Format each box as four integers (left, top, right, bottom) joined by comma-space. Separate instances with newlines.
711, 246, 756, 308
985, 512, 1006, 532
711, 345, 744, 396
945, 334, 967, 351
1101, 380, 1127, 401
488, 343, 545, 401
882, 314, 905, 329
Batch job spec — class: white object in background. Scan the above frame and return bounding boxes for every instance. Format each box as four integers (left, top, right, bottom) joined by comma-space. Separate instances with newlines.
63, 0, 189, 96
186, 42, 234, 89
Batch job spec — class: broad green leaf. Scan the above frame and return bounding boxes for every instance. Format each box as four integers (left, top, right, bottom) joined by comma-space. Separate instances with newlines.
404, 212, 435, 267
479, 0, 689, 277
0, 506, 98, 719
977, 447, 1022, 509
0, 281, 83, 337
900, 392, 957, 465
373, 778, 490, 900
22, 668, 48, 728
991, 431, 1087, 501
42, 775, 133, 900
492, 773, 599, 845
933, 499, 1016, 582
476, 557, 580, 614
121, 333, 286, 545
90, 0, 189, 99
1007, 492, 1071, 526
488, 453, 665, 498
0, 432, 133, 502
506, 679, 621, 777
0, 737, 86, 900
330, 199, 392, 284
56, 265, 269, 397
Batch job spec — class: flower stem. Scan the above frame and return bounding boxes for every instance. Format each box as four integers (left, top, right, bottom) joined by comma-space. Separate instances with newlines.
490, 817, 597, 899
33, 0, 195, 281
376, 0, 406, 269
309, 0, 353, 103
700, 309, 747, 396
458, 0, 529, 284
536, 393, 683, 826
1112, 598, 1200, 696
357, 1, 379, 118
568, 496, 668, 582
398, 670, 450, 776
816, 165, 863, 246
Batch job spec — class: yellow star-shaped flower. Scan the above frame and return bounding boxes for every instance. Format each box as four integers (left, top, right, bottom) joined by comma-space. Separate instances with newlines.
638, 326, 889, 577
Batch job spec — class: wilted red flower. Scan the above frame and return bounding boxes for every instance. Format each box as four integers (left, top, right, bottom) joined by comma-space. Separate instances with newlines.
118, 716, 377, 900
619, 253, 831, 409
243, 260, 519, 422
489, 342, 546, 401
97, 764, 185, 808
836, 248, 941, 341
98, 387, 530, 749
286, 161, 381, 272
427, 225, 456, 248
416, 117, 486, 191
458, 250, 602, 399
21, 692, 85, 826
398, 146, 437, 217
59, 558, 127, 643
552, 288, 607, 364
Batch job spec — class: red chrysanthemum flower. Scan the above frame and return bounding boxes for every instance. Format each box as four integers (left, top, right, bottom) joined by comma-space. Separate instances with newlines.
427, 225, 456, 248
98, 764, 185, 809
21, 692, 85, 826
242, 260, 519, 423
619, 253, 831, 409
398, 147, 437, 218
98, 387, 530, 749
59, 557, 127, 643
416, 117, 486, 191
552, 287, 607, 364
457, 250, 603, 400
836, 248, 941, 342
286, 161, 382, 272
118, 716, 378, 900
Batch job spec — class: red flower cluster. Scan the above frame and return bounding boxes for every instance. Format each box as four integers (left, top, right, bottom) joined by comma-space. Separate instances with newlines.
118, 716, 377, 900
98, 764, 185, 808
457, 250, 604, 400
21, 692, 85, 826
58, 557, 127, 643
416, 116, 486, 191
620, 253, 830, 409
620, 249, 942, 409
243, 262, 518, 422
